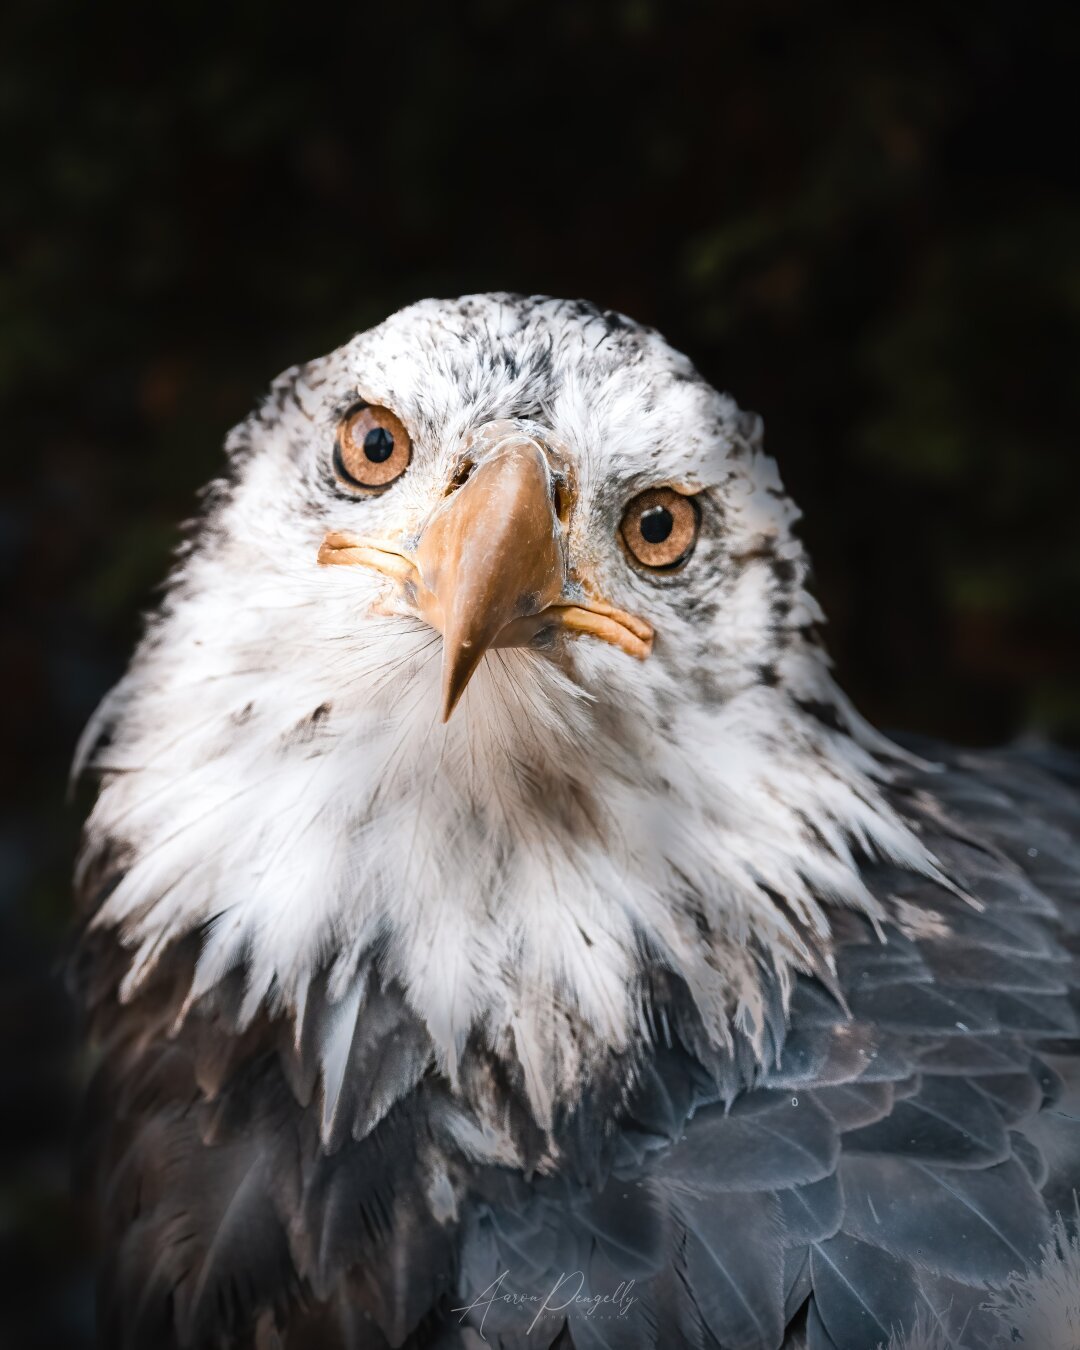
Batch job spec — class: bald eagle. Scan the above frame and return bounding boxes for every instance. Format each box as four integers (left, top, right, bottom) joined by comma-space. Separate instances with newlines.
74, 295, 1080, 1349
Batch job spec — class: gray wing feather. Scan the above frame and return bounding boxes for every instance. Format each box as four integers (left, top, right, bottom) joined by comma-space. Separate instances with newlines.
458, 744, 1080, 1350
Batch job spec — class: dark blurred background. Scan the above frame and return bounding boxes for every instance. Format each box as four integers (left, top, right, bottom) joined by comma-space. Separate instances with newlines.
2, 0, 1078, 1341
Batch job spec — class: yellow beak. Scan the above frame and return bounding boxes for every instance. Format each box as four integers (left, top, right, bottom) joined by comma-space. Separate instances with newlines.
413, 437, 567, 718
319, 427, 652, 720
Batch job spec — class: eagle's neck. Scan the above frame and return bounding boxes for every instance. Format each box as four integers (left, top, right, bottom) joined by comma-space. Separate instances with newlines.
78, 628, 937, 1132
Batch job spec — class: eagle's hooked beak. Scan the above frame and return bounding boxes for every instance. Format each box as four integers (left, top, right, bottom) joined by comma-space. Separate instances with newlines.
318, 423, 653, 720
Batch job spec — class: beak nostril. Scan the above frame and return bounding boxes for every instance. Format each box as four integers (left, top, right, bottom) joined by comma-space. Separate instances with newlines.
551, 479, 571, 526
446, 459, 475, 496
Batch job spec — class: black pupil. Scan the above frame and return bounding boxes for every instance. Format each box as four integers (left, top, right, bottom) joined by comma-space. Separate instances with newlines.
363, 426, 394, 463
639, 505, 674, 544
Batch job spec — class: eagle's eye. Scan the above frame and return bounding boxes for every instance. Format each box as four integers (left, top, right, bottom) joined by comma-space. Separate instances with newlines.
620, 487, 701, 570
333, 403, 412, 492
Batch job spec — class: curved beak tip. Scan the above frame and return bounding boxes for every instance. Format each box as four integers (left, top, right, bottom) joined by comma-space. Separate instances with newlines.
439, 642, 485, 722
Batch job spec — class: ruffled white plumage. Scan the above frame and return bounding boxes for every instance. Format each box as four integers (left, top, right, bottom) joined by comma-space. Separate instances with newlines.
78, 293, 940, 1121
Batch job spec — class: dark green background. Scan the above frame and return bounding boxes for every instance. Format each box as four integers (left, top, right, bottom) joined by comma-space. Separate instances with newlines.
2, 1, 1078, 1341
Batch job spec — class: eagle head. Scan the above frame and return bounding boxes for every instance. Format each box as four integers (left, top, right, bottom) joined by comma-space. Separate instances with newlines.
78, 294, 934, 1127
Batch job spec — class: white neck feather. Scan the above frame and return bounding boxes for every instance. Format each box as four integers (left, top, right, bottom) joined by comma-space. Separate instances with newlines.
79, 575, 937, 1126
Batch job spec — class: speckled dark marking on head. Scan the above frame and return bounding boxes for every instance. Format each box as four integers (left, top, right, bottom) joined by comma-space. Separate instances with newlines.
770, 558, 798, 589
284, 701, 333, 747
679, 595, 721, 627
689, 667, 728, 706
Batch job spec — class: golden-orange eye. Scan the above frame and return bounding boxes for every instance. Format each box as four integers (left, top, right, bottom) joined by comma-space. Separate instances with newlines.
619, 487, 701, 569
333, 403, 412, 491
